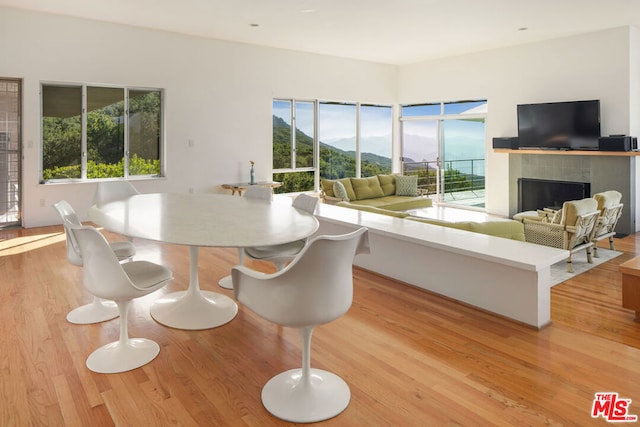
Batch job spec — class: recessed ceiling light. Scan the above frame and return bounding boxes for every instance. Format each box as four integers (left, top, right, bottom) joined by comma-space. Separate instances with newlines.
518, 27, 528, 31
250, 23, 260, 28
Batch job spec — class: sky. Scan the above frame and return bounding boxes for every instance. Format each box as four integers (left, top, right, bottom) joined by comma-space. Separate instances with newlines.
273, 101, 392, 142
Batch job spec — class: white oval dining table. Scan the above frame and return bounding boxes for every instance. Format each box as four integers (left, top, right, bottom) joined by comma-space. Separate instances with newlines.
89, 192, 319, 330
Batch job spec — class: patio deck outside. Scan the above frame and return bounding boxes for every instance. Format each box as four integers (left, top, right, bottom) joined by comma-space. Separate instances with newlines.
402, 159, 485, 209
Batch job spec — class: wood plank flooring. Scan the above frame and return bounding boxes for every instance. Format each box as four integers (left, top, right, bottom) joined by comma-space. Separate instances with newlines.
1, 224, 640, 426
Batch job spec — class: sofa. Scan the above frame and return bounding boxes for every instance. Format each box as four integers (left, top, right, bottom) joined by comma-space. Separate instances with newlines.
320, 174, 433, 210
406, 216, 526, 241
333, 201, 525, 241
322, 174, 525, 241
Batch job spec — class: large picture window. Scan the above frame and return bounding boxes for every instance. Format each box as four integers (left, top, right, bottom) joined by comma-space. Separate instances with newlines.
41, 83, 163, 182
273, 99, 392, 193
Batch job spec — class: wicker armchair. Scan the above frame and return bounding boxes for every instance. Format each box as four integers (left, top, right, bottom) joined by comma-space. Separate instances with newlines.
522, 198, 600, 273
592, 191, 624, 257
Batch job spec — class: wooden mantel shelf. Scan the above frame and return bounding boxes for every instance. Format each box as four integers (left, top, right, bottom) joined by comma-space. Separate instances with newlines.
494, 149, 640, 156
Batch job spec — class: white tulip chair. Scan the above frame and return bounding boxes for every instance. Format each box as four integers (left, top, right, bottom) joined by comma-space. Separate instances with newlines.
53, 200, 136, 324
69, 223, 173, 373
232, 227, 370, 423
244, 193, 319, 271
218, 185, 273, 289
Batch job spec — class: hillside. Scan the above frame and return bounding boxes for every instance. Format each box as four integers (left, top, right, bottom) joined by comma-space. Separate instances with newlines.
273, 115, 391, 180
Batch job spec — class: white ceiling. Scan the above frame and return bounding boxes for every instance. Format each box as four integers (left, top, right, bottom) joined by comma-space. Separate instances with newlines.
3, 0, 640, 65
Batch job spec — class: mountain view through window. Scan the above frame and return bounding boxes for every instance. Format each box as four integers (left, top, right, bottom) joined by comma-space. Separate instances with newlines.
273, 100, 392, 193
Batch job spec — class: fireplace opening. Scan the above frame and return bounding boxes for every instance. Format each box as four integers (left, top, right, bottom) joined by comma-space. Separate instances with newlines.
518, 178, 591, 212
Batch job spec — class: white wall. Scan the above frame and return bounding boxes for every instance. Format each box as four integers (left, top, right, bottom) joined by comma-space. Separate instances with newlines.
0, 7, 397, 227
398, 27, 634, 217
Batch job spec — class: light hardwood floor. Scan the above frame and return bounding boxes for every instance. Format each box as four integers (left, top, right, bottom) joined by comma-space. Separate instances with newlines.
1, 224, 640, 426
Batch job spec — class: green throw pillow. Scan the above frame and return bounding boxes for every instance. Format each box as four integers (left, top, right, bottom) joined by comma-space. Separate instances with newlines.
333, 181, 350, 201
395, 175, 418, 196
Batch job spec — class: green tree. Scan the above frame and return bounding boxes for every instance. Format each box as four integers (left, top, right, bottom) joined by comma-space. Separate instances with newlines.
42, 89, 162, 181
129, 90, 161, 163
273, 115, 393, 191
42, 116, 82, 175
87, 109, 124, 165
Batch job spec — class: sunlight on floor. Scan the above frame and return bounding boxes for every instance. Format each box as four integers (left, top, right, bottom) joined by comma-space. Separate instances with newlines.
0, 232, 66, 256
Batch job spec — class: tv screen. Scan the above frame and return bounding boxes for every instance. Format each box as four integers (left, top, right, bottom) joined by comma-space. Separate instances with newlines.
517, 100, 601, 150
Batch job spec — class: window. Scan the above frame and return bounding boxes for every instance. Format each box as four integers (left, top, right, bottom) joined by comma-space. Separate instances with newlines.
401, 99, 486, 207
42, 85, 82, 179
359, 104, 392, 177
272, 99, 316, 193
41, 83, 163, 182
273, 99, 392, 193
319, 102, 392, 180
319, 102, 356, 179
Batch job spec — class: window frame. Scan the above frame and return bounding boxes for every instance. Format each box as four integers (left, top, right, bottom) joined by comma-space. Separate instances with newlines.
272, 98, 317, 174
400, 99, 487, 203
40, 81, 165, 183
273, 98, 394, 192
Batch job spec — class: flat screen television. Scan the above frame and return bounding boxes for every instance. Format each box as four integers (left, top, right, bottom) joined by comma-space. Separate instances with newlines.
517, 100, 601, 150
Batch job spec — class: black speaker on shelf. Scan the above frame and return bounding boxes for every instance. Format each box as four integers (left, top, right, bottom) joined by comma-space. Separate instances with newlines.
598, 135, 637, 152
492, 137, 519, 149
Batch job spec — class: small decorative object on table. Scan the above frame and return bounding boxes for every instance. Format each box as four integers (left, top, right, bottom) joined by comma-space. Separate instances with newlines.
250, 160, 255, 185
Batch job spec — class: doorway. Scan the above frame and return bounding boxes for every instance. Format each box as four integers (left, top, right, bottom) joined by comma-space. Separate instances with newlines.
400, 100, 486, 208
0, 78, 22, 227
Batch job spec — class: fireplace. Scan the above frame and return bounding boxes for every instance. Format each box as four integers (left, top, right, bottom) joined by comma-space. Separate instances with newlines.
518, 178, 591, 212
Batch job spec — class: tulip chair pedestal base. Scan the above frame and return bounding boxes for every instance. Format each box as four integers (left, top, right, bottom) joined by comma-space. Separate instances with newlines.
219, 248, 244, 290
150, 290, 238, 330
87, 338, 160, 374
218, 275, 233, 290
66, 297, 119, 324
261, 368, 350, 423
151, 246, 238, 330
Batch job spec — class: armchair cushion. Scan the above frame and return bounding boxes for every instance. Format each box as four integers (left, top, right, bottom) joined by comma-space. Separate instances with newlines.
560, 198, 598, 226
351, 176, 385, 200
594, 190, 622, 211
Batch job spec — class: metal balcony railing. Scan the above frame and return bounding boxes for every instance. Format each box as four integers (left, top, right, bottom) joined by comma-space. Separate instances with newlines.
401, 158, 485, 200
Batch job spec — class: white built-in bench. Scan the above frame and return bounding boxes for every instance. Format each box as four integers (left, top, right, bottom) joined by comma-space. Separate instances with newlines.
314, 203, 568, 329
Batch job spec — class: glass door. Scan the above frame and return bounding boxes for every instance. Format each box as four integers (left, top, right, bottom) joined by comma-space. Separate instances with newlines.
0, 79, 21, 227
441, 100, 486, 208
401, 100, 486, 208
401, 119, 440, 197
